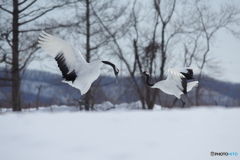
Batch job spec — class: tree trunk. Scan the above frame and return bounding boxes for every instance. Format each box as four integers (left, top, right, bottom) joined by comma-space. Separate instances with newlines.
160, 23, 166, 80
145, 88, 158, 110
36, 85, 42, 110
85, 0, 91, 111
12, 0, 21, 111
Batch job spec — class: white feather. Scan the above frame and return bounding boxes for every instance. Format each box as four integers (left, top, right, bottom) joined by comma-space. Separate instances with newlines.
187, 81, 199, 92
38, 31, 88, 72
166, 68, 185, 92
38, 31, 111, 95
150, 68, 199, 99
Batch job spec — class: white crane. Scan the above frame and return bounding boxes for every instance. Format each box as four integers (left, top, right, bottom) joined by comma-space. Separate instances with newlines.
38, 31, 119, 102
141, 68, 199, 107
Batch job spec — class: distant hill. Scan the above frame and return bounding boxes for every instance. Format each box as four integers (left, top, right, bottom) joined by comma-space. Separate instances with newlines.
1, 69, 239, 108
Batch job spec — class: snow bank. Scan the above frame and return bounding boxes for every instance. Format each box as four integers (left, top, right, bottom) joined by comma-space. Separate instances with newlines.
0, 101, 161, 113
0, 107, 239, 160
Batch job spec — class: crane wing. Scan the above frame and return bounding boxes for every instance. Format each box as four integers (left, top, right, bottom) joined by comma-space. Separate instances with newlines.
166, 68, 187, 94
38, 31, 88, 82
175, 68, 194, 80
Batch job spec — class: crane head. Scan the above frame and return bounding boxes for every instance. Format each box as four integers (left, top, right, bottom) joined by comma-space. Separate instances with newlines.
101, 61, 119, 84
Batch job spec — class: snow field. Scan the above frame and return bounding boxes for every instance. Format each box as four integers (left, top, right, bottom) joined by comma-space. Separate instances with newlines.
0, 106, 239, 160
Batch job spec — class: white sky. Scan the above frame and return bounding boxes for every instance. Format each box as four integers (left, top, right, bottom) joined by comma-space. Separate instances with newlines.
207, 0, 240, 83
27, 0, 240, 83
211, 31, 240, 83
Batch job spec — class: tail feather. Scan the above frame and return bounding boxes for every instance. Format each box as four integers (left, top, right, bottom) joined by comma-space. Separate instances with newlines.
187, 81, 198, 92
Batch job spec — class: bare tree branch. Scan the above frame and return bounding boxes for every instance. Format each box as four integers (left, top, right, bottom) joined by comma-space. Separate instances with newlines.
19, 47, 38, 71
19, 0, 37, 13
166, 0, 176, 23
0, 5, 12, 14
0, 54, 6, 63
19, 2, 78, 25
18, 0, 28, 6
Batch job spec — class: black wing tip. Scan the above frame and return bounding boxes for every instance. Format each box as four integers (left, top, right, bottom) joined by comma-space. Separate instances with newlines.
187, 69, 193, 73
55, 52, 77, 82
181, 69, 194, 80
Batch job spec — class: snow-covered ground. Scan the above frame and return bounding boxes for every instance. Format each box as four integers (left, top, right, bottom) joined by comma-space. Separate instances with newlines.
0, 101, 152, 113
0, 103, 239, 160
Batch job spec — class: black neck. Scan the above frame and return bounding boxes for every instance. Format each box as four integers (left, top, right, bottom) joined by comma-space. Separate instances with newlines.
102, 61, 117, 75
145, 74, 154, 87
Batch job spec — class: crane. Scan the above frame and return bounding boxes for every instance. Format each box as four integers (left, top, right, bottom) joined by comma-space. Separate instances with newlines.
38, 31, 119, 108
141, 68, 199, 107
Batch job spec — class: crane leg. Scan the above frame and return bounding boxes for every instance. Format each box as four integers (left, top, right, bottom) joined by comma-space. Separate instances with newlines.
180, 98, 185, 108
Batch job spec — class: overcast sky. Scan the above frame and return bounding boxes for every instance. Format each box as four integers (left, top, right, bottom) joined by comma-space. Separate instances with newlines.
211, 30, 240, 83
27, 0, 240, 83
207, 0, 240, 83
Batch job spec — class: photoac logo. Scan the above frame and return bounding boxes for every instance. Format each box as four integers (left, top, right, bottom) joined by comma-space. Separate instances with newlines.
211, 151, 238, 156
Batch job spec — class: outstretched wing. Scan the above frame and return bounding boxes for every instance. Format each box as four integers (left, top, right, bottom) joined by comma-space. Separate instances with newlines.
38, 31, 88, 82
166, 68, 187, 94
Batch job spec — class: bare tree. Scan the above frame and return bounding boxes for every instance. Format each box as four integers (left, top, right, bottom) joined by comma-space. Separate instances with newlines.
0, 0, 80, 111
101, 0, 180, 109
2, 0, 239, 111
66, 0, 130, 110
181, 0, 240, 105
99, 0, 240, 109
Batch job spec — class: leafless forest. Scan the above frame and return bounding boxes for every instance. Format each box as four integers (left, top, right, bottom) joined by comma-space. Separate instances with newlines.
1, 0, 240, 111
